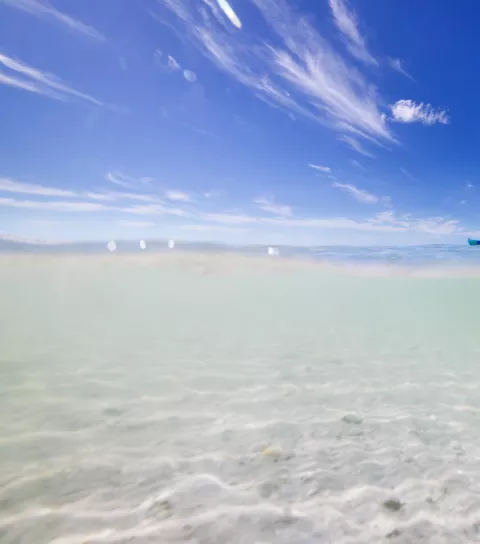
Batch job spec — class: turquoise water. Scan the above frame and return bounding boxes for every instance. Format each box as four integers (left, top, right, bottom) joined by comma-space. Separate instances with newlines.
1, 251, 480, 543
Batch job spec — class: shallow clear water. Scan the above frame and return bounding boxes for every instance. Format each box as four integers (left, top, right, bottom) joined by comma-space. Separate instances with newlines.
2, 253, 480, 543
5, 241, 480, 267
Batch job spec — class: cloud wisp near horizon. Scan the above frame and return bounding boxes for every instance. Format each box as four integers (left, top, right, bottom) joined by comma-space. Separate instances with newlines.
0, 173, 470, 242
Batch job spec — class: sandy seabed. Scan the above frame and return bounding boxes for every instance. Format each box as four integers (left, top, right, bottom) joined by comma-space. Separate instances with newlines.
1, 252, 480, 543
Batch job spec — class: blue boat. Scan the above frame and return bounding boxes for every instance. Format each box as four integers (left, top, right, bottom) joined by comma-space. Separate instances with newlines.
468, 238, 480, 246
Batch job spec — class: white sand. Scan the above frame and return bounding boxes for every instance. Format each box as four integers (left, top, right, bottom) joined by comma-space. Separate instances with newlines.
1, 253, 480, 543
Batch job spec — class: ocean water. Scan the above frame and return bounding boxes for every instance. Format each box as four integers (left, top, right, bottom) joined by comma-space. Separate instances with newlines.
5, 241, 480, 267
2, 247, 480, 543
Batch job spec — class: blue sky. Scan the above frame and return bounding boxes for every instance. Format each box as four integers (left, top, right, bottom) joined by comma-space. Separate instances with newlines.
0, 0, 479, 245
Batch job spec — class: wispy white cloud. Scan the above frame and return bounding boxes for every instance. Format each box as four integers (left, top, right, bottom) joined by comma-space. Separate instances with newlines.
202, 211, 399, 232
118, 220, 155, 228
11, 200, 454, 237
1, 0, 105, 42
466, 181, 474, 189
201, 212, 258, 225
400, 167, 414, 180
0, 52, 103, 105
332, 182, 379, 204
203, 209, 463, 236
328, 0, 377, 65
308, 164, 331, 173
165, 190, 191, 202
105, 172, 131, 189
86, 191, 158, 203
390, 99, 449, 125
180, 224, 248, 233
388, 57, 413, 80
340, 135, 375, 158
0, 177, 159, 204
371, 211, 401, 225
154, 50, 183, 73
0, 190, 465, 238
111, 192, 157, 202
83, 192, 115, 202
0, 177, 77, 197
154, 49, 166, 69
414, 217, 461, 235
105, 171, 153, 190
120, 204, 189, 217
158, 0, 393, 146
370, 211, 461, 235
0, 232, 62, 245
350, 159, 366, 170
253, 196, 292, 217
0, 197, 107, 212
0, 196, 190, 217
266, 215, 402, 232
168, 55, 181, 70
0, 71, 40, 93
204, 191, 221, 199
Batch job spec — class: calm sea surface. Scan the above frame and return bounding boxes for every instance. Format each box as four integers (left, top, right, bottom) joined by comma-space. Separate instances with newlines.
2, 247, 480, 543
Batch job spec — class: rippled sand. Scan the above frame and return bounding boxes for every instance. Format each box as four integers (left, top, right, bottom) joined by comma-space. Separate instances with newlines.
1, 253, 480, 543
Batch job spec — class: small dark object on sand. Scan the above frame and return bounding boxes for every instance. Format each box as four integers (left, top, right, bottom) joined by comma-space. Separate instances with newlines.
342, 414, 362, 424
383, 499, 403, 512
